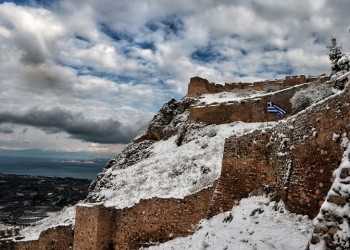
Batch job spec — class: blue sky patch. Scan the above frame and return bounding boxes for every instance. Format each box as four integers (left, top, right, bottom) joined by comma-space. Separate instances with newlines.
146, 14, 184, 39
66, 65, 138, 84
240, 49, 248, 56
191, 44, 227, 63
74, 35, 90, 43
234, 72, 248, 77
99, 23, 133, 43
137, 41, 156, 52
263, 45, 287, 52
276, 66, 293, 75
258, 63, 293, 76
2, 0, 60, 9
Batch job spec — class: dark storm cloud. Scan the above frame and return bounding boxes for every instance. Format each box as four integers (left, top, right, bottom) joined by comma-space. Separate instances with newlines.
0, 107, 142, 144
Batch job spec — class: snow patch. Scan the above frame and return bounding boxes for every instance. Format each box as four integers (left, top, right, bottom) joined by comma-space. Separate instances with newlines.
17, 206, 76, 241
146, 196, 313, 250
311, 143, 350, 249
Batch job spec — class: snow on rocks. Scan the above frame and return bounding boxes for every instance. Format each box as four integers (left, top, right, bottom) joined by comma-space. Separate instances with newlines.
17, 206, 76, 241
198, 90, 264, 105
310, 141, 350, 249
87, 122, 266, 208
146, 196, 313, 250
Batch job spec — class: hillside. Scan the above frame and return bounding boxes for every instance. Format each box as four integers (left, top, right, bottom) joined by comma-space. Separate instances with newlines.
3, 73, 350, 249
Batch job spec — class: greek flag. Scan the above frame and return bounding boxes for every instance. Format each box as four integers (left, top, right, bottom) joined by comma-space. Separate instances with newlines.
267, 100, 286, 117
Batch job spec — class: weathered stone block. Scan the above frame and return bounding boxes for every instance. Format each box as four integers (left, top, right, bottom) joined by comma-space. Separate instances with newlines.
328, 226, 339, 235
327, 195, 346, 206
340, 168, 350, 179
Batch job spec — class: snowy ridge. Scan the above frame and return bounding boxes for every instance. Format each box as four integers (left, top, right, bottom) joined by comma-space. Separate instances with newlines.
146, 196, 313, 250
87, 121, 268, 208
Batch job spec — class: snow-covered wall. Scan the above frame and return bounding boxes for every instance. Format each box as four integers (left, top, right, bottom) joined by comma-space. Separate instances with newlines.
2, 225, 73, 249
208, 87, 350, 219
189, 81, 331, 125
310, 143, 350, 249
187, 75, 330, 97
74, 188, 214, 249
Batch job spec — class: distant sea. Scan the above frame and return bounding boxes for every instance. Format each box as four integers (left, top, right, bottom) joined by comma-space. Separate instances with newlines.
0, 155, 108, 180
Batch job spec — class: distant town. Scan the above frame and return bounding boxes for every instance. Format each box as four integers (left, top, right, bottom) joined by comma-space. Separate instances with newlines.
0, 173, 90, 227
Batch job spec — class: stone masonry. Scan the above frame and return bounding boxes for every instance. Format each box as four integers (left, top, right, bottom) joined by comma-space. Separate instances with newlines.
0, 225, 74, 250
11, 74, 349, 249
207, 88, 350, 219
187, 75, 329, 97
73, 187, 214, 249
188, 82, 316, 124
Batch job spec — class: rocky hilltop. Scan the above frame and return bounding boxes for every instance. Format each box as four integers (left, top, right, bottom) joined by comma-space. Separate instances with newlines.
3, 72, 350, 249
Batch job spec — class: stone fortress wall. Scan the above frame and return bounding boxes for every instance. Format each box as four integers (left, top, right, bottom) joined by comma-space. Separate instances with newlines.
207, 88, 350, 219
8, 74, 350, 250
187, 74, 329, 97
188, 82, 309, 124
188, 75, 330, 124
73, 188, 214, 249
0, 225, 73, 250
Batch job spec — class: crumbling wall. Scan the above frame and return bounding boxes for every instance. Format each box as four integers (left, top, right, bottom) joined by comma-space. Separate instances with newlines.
187, 75, 329, 97
207, 88, 350, 219
188, 82, 315, 124
38, 226, 74, 250
73, 187, 214, 249
11, 226, 73, 250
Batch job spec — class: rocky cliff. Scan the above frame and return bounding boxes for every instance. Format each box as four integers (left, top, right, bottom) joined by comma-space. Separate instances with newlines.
7, 73, 350, 250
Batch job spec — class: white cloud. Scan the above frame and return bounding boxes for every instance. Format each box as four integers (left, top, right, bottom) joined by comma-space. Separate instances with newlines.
0, 0, 348, 153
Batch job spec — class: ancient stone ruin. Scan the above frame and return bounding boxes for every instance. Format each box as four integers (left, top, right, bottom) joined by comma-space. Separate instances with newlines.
6, 73, 350, 249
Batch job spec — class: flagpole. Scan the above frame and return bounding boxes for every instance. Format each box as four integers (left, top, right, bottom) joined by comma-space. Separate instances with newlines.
266, 100, 269, 127
266, 111, 268, 127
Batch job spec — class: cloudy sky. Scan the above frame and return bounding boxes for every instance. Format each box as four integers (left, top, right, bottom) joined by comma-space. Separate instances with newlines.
0, 0, 349, 157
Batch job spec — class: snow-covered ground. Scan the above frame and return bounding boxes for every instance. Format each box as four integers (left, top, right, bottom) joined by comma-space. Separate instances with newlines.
88, 122, 271, 208
17, 206, 75, 241
198, 90, 264, 105
146, 195, 313, 250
